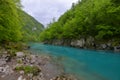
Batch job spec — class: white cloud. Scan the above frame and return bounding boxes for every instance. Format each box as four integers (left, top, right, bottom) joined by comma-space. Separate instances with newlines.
21, 0, 78, 26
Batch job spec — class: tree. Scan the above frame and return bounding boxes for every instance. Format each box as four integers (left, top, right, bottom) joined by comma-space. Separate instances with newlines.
40, 0, 120, 42
0, 0, 22, 42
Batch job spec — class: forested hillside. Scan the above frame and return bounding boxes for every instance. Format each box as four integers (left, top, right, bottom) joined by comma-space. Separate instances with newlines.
19, 10, 44, 41
0, 0, 22, 42
40, 0, 120, 49
0, 0, 44, 43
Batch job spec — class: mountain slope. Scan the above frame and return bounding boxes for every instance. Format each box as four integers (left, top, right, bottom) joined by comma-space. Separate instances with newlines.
19, 10, 44, 41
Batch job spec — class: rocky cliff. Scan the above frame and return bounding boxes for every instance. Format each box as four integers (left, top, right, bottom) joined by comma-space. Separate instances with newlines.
43, 37, 120, 52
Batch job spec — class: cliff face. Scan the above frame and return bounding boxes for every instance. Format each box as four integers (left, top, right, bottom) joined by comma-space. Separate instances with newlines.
43, 37, 120, 52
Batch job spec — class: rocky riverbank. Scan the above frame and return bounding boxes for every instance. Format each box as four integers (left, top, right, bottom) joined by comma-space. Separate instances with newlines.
0, 48, 77, 80
43, 37, 120, 52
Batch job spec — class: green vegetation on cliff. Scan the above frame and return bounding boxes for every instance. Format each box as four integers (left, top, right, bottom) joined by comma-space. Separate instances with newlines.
40, 0, 120, 43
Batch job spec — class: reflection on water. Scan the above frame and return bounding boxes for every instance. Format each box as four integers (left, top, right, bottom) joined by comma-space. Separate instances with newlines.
29, 43, 120, 80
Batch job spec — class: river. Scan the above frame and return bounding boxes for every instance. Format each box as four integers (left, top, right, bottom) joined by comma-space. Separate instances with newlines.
29, 43, 120, 80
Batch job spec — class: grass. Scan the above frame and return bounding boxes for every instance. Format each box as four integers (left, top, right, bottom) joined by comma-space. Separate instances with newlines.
15, 65, 41, 76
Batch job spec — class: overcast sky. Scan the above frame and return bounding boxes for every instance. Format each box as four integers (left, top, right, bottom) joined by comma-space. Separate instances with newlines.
21, 0, 78, 27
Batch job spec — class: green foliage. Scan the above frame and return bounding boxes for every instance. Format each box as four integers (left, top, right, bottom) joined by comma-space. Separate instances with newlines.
4, 42, 27, 51
95, 25, 113, 39
0, 0, 22, 42
40, 0, 120, 41
18, 10, 44, 42
0, 0, 44, 42
17, 59, 22, 64
15, 65, 41, 76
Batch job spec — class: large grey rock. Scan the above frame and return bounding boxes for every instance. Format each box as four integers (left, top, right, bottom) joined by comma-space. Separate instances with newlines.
16, 52, 25, 57
101, 44, 107, 49
114, 46, 120, 52
71, 39, 85, 48
76, 39, 85, 47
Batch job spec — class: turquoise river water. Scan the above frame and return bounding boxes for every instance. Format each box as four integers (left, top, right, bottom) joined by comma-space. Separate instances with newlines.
29, 43, 120, 80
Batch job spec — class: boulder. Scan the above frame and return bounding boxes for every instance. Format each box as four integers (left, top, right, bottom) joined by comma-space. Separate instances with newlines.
16, 52, 25, 58
76, 39, 85, 47
114, 46, 120, 52
71, 39, 85, 48
101, 44, 107, 49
